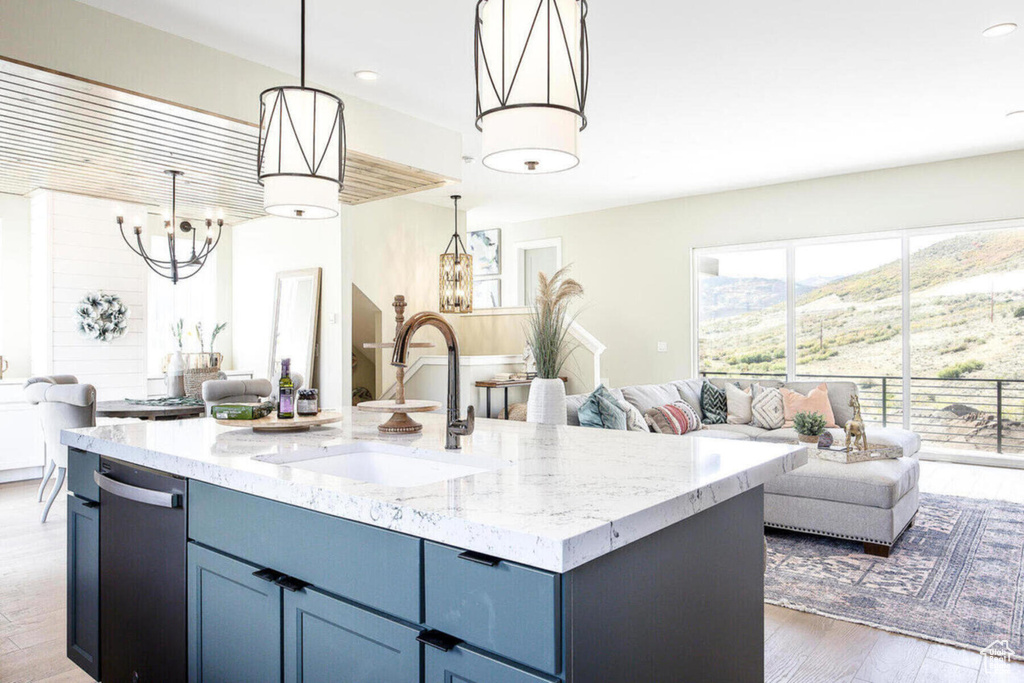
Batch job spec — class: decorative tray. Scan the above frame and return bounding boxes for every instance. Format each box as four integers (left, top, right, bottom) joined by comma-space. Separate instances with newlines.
810, 443, 903, 464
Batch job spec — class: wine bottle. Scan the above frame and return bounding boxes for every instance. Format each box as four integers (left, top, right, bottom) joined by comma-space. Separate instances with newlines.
278, 358, 295, 419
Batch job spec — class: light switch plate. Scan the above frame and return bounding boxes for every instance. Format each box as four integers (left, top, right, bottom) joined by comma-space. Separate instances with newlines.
657, 342, 668, 353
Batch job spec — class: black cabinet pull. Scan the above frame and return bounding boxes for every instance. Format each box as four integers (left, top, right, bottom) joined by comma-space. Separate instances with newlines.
274, 575, 311, 592
252, 568, 285, 583
417, 629, 463, 652
82, 500, 99, 509
457, 550, 501, 567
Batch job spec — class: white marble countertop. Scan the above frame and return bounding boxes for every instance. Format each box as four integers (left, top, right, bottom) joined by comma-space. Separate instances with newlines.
63, 409, 805, 573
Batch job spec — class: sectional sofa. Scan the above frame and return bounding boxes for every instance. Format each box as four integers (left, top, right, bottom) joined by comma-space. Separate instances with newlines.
565, 378, 921, 556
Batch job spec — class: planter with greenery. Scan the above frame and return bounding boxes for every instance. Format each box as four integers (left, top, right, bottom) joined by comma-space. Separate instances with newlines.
524, 266, 584, 425
793, 411, 828, 444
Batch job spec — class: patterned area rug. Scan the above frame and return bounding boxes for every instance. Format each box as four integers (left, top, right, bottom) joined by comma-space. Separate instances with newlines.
765, 493, 1024, 660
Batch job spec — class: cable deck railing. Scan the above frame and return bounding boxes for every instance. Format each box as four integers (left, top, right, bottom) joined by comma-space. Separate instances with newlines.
700, 371, 1024, 455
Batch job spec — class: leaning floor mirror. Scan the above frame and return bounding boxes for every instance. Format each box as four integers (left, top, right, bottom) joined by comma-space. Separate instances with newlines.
268, 268, 322, 390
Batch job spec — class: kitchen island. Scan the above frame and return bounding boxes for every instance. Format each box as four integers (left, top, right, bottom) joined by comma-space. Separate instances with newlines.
62, 408, 805, 683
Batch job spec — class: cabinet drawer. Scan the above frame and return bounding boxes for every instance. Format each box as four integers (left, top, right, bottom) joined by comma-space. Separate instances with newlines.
425, 644, 561, 683
67, 448, 100, 502
424, 541, 561, 675
189, 481, 421, 622
284, 588, 420, 683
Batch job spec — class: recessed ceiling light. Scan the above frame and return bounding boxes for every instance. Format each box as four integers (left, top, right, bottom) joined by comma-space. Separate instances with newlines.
354, 70, 379, 81
983, 23, 1017, 38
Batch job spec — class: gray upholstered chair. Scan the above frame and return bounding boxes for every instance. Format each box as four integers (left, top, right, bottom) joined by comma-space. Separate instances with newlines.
201, 378, 275, 416
24, 375, 97, 523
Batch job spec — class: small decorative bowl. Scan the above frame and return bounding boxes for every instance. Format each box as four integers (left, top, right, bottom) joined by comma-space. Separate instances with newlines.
818, 432, 834, 448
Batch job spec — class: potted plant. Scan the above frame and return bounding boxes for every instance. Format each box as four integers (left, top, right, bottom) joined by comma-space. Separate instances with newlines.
524, 266, 584, 425
793, 411, 827, 444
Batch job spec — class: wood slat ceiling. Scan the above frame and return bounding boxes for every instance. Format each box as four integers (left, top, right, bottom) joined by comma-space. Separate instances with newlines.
0, 57, 451, 223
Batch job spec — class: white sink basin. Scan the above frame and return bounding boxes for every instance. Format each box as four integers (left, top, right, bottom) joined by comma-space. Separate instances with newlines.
254, 442, 509, 488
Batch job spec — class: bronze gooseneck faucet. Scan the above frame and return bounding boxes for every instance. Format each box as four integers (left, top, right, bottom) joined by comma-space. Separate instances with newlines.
392, 311, 475, 450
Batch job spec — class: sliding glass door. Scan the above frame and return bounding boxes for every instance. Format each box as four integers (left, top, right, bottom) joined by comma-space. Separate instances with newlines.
694, 220, 1024, 464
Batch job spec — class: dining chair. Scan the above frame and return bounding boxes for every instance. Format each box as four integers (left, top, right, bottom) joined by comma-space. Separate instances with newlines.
23, 375, 97, 523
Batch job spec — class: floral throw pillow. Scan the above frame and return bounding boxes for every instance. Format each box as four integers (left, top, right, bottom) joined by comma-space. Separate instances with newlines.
701, 380, 727, 425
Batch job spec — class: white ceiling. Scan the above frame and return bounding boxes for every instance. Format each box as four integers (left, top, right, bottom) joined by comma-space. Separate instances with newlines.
77, 0, 1024, 225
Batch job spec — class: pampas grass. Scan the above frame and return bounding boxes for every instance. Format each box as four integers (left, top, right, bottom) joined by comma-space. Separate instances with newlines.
526, 265, 584, 379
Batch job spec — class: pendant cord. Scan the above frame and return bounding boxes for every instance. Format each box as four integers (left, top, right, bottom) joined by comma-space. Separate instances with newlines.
300, 0, 306, 88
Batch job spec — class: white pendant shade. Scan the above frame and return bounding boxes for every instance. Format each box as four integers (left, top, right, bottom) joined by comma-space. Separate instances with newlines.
262, 176, 339, 219
476, 0, 588, 174
258, 86, 346, 219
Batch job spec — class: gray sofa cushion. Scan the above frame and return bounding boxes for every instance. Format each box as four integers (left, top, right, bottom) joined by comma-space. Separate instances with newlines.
669, 380, 704, 414
705, 423, 767, 439
690, 429, 750, 441
620, 383, 684, 415
754, 426, 921, 457
764, 456, 920, 509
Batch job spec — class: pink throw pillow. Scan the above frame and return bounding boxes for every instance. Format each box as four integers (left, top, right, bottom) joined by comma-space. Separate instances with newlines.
780, 383, 837, 428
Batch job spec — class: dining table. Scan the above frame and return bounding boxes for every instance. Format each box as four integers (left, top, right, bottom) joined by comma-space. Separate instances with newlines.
96, 399, 206, 421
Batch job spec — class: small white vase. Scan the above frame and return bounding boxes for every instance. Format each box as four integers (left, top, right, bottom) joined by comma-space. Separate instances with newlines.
526, 377, 567, 425
166, 351, 186, 398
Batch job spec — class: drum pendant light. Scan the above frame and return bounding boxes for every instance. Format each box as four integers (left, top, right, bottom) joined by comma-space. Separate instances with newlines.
475, 0, 589, 174
258, 0, 346, 218
439, 195, 473, 314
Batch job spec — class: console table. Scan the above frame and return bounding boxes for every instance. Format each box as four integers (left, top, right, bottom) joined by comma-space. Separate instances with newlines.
475, 377, 567, 420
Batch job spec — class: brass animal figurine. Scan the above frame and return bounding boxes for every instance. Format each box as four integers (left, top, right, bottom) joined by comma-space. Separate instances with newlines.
845, 394, 868, 452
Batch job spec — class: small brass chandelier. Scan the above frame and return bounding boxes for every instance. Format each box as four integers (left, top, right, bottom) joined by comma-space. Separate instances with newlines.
439, 195, 473, 314
117, 170, 223, 285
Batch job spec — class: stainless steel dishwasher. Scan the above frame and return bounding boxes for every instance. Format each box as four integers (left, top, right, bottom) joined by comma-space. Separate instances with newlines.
96, 457, 187, 682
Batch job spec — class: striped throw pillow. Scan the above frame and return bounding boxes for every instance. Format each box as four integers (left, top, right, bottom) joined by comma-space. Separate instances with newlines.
645, 401, 702, 435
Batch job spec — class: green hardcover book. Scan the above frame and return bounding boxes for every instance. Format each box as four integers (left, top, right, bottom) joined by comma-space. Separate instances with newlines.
212, 402, 273, 420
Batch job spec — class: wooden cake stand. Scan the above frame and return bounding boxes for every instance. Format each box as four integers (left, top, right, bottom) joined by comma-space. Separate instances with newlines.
357, 400, 442, 434
215, 410, 344, 433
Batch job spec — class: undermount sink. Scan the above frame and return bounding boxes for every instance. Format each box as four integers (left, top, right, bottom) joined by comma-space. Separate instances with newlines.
254, 442, 510, 488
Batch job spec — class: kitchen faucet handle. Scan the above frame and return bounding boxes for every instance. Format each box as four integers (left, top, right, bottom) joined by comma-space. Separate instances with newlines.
451, 405, 475, 436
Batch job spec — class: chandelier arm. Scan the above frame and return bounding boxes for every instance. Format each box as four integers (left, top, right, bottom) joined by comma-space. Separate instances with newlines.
173, 251, 212, 282
167, 233, 180, 284
502, 0, 545, 105
551, 0, 584, 111
118, 223, 146, 258
135, 232, 175, 267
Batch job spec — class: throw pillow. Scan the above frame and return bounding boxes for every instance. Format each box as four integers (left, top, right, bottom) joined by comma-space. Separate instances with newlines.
725, 383, 753, 425
750, 386, 785, 429
780, 382, 837, 428
578, 385, 628, 430
616, 398, 650, 433
701, 380, 727, 425
645, 401, 701, 435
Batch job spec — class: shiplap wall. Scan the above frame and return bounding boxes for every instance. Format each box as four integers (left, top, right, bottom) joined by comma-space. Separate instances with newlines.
30, 191, 150, 401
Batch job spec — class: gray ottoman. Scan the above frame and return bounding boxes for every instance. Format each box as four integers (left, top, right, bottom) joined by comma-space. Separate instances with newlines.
764, 455, 920, 557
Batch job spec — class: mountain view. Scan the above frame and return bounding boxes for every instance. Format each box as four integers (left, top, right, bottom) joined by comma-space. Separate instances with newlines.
698, 230, 1024, 453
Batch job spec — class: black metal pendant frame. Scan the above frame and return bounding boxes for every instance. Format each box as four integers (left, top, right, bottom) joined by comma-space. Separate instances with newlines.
117, 170, 223, 285
257, 0, 347, 191
474, 0, 589, 131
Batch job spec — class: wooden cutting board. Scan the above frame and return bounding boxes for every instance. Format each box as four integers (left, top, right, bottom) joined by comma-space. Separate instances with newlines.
215, 410, 344, 432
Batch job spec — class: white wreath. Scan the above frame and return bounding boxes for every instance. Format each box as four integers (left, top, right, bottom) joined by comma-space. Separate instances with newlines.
75, 292, 130, 343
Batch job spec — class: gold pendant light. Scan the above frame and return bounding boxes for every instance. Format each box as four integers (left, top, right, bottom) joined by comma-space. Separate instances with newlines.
439, 195, 473, 314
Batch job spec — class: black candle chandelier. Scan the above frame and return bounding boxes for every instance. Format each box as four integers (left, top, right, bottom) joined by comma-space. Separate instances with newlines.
117, 170, 224, 285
